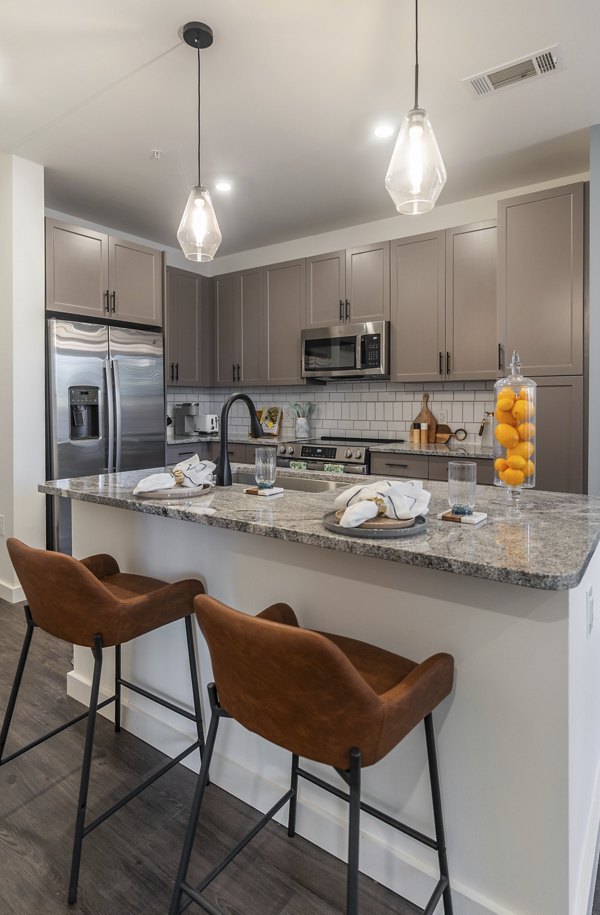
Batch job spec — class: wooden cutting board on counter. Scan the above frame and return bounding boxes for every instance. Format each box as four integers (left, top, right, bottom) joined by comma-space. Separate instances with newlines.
414, 393, 437, 443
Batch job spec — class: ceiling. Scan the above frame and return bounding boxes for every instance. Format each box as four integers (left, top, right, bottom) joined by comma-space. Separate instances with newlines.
0, 1, 596, 256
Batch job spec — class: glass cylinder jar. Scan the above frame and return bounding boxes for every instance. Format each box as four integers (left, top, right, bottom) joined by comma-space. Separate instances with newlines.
493, 350, 536, 500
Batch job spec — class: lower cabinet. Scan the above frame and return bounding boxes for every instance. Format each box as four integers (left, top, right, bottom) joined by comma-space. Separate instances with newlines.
166, 443, 212, 465
532, 376, 584, 494
205, 442, 248, 463
370, 452, 494, 485
428, 456, 494, 485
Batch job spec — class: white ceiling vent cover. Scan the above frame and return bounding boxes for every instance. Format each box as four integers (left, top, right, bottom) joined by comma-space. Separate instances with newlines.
463, 46, 564, 97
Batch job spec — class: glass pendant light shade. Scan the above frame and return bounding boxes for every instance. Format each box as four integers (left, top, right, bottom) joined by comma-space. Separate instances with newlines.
177, 185, 222, 262
385, 107, 447, 215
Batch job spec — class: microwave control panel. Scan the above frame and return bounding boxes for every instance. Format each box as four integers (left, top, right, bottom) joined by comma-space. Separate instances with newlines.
362, 334, 381, 368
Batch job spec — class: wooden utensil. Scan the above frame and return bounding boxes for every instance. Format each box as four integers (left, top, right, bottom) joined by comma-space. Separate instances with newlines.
435, 424, 468, 444
414, 393, 437, 443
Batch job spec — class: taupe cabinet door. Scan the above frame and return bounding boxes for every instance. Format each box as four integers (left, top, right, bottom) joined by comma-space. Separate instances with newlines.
390, 232, 445, 382
264, 259, 304, 384
109, 237, 163, 326
46, 220, 109, 318
532, 376, 584, 494
166, 268, 212, 386
214, 273, 238, 385
445, 221, 497, 380
238, 269, 263, 385
497, 183, 584, 376
345, 242, 390, 323
304, 251, 346, 327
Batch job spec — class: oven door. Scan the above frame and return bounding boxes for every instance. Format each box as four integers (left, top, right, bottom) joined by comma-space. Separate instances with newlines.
277, 458, 367, 474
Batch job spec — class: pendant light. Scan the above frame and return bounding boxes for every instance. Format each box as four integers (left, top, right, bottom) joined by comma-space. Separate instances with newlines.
177, 22, 222, 261
385, 0, 446, 215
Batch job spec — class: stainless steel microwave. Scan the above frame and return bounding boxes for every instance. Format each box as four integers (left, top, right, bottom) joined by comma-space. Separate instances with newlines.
301, 321, 390, 379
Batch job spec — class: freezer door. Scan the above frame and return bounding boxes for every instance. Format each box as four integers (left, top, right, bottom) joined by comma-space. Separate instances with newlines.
47, 318, 111, 479
109, 327, 165, 472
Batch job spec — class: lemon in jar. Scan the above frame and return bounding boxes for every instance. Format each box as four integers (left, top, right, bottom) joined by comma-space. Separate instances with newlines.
495, 423, 520, 450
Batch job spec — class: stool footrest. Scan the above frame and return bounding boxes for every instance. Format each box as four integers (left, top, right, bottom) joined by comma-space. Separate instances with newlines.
0, 695, 115, 767
423, 876, 448, 915
296, 765, 438, 851
117, 678, 198, 723
83, 738, 202, 837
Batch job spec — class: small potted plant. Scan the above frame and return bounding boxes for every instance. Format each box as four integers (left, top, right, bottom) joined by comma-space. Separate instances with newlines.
289, 401, 316, 439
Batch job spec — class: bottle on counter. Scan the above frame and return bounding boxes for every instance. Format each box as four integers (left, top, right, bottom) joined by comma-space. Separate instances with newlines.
420, 422, 428, 446
493, 349, 536, 507
410, 422, 421, 445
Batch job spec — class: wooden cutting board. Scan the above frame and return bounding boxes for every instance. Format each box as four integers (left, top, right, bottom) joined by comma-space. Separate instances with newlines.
413, 393, 437, 443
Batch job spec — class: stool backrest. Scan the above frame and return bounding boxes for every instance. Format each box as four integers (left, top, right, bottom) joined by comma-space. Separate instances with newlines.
195, 595, 383, 768
7, 538, 119, 646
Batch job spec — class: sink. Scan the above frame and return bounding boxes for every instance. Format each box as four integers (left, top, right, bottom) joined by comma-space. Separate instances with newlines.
230, 471, 346, 493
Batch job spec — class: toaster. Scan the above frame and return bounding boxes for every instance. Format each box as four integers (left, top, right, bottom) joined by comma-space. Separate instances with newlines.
197, 414, 219, 434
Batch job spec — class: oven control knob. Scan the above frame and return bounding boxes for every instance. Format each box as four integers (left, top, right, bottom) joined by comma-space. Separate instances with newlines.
278, 445, 286, 454
287, 446, 295, 455
355, 450, 362, 459
345, 450, 353, 458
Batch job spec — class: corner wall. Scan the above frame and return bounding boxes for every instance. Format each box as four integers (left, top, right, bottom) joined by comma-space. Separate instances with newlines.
588, 127, 600, 496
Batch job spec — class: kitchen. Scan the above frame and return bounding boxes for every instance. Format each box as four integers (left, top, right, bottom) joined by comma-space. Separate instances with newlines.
0, 4, 600, 915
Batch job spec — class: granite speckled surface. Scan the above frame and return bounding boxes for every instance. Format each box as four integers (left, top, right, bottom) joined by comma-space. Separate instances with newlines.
40, 465, 600, 591
169, 433, 278, 446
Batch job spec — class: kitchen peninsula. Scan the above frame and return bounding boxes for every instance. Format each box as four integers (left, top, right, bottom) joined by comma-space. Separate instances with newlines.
40, 465, 600, 915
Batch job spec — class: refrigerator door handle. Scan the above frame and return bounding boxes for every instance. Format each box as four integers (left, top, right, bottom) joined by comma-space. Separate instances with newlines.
105, 359, 115, 472
113, 359, 123, 472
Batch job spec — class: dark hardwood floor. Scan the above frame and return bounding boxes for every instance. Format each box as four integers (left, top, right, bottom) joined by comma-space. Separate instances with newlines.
0, 599, 419, 915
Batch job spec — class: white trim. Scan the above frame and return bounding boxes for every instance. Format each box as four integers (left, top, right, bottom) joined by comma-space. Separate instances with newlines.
0, 579, 24, 603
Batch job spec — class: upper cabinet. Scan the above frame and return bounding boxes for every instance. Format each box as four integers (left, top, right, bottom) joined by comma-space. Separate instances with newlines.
497, 183, 584, 376
390, 232, 446, 382
445, 221, 498, 381
166, 267, 212, 387
214, 272, 240, 385
45, 218, 164, 327
264, 259, 305, 385
304, 243, 390, 328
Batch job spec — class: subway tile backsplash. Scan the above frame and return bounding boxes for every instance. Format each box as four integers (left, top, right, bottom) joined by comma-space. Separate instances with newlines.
167, 381, 496, 444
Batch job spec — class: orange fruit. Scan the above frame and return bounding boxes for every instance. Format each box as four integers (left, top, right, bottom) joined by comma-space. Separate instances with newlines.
512, 399, 535, 423
503, 467, 525, 487
517, 422, 535, 441
508, 441, 535, 461
518, 387, 531, 400
496, 396, 515, 413
494, 457, 508, 473
495, 423, 520, 450
497, 387, 516, 402
495, 409, 516, 426
523, 460, 535, 478
507, 455, 527, 471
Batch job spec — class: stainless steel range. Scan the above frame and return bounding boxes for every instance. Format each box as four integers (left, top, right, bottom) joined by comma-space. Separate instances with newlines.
277, 436, 405, 475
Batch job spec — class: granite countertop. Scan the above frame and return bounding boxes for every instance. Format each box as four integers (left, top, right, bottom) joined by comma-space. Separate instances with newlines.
40, 465, 600, 591
169, 434, 279, 446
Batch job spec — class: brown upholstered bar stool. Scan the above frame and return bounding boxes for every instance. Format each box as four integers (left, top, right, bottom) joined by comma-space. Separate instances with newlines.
1, 538, 206, 905
170, 596, 455, 915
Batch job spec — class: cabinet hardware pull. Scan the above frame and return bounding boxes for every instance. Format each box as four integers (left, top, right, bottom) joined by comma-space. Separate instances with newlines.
175, 362, 179, 381
236, 363, 241, 383
446, 351, 451, 374
339, 299, 344, 321
170, 362, 174, 381
345, 299, 350, 320
104, 289, 110, 313
498, 343, 504, 371
439, 351, 443, 375
178, 451, 194, 457
110, 291, 116, 314
232, 363, 235, 382
385, 462, 409, 468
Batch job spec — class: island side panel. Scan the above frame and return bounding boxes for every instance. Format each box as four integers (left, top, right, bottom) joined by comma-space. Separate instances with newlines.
70, 499, 569, 915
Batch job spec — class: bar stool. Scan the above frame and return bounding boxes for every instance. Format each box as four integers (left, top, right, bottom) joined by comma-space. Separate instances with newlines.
0, 538, 206, 905
170, 596, 455, 915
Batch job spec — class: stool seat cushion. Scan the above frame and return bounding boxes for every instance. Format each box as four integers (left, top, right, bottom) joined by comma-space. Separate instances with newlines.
195, 596, 454, 770
7, 539, 205, 649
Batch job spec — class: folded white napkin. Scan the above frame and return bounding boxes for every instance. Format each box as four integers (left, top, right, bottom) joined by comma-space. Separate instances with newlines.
133, 454, 216, 495
334, 479, 430, 528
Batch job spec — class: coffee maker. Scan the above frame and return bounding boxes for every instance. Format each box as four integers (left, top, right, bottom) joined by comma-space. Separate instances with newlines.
174, 402, 200, 436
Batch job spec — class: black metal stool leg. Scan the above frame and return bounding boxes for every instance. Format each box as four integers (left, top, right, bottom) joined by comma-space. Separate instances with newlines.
169, 700, 220, 915
68, 635, 103, 905
0, 607, 35, 764
184, 615, 205, 755
287, 753, 299, 837
346, 748, 361, 915
424, 714, 453, 915
114, 644, 121, 733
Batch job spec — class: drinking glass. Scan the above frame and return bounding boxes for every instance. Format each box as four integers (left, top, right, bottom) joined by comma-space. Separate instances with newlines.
255, 447, 277, 489
448, 462, 477, 515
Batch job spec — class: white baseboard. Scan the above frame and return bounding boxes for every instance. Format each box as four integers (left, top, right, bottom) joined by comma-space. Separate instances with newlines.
0, 579, 24, 603
66, 670, 515, 915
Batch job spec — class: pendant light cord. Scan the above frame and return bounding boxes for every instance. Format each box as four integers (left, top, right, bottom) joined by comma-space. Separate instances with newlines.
197, 48, 201, 187
414, 0, 419, 109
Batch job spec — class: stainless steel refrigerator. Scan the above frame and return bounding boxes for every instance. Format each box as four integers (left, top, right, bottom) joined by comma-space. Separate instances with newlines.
47, 318, 165, 552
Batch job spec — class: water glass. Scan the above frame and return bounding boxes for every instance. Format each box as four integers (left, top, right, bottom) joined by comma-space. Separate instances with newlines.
448, 462, 477, 515
255, 447, 277, 489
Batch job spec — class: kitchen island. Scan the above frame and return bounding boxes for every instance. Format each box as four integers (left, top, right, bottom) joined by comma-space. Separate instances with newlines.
39, 467, 600, 915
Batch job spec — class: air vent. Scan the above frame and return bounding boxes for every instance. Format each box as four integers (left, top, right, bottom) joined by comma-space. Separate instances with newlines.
463, 46, 564, 97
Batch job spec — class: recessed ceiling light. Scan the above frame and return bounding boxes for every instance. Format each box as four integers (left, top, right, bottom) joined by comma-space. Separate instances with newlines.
374, 124, 395, 138
215, 180, 232, 192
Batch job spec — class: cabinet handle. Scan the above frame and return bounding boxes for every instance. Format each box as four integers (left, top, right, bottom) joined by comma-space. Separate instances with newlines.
110, 291, 116, 314
104, 289, 110, 313
170, 362, 174, 381
339, 299, 344, 321
446, 351, 451, 374
498, 343, 504, 371
345, 299, 350, 320
232, 363, 236, 383
236, 363, 241, 382
385, 462, 409, 468
175, 362, 179, 381
439, 351, 443, 375
178, 451, 195, 458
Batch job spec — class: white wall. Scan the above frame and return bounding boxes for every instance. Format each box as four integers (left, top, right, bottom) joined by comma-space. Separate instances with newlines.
588, 127, 600, 496
0, 154, 45, 601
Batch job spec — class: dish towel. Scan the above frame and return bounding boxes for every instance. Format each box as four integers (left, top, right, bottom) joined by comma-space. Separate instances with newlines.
334, 479, 431, 528
133, 454, 216, 495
